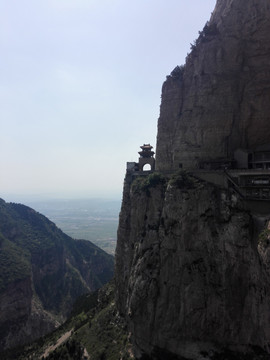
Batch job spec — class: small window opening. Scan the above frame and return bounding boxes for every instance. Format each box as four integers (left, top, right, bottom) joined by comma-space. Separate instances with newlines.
143, 164, 151, 171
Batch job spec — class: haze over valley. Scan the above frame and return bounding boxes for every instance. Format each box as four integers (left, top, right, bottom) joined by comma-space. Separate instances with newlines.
26, 198, 121, 254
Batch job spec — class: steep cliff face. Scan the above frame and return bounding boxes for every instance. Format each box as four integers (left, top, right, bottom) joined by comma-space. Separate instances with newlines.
156, 0, 270, 170
115, 174, 270, 358
0, 278, 59, 351
115, 0, 270, 358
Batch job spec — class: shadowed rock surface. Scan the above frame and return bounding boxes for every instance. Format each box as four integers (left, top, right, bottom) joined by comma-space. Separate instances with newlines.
115, 175, 270, 359
115, 0, 270, 358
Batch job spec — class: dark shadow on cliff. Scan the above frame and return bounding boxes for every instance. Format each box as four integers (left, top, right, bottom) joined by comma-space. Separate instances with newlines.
140, 346, 270, 360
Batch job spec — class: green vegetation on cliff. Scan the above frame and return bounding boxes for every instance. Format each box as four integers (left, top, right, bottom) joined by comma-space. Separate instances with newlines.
131, 172, 166, 195
3, 281, 132, 360
130, 171, 200, 196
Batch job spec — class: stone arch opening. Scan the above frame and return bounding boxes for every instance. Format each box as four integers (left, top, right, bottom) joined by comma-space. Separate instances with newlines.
143, 163, 151, 171
137, 144, 155, 172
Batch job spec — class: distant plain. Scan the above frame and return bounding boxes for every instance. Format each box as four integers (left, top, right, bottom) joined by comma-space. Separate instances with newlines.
26, 198, 121, 255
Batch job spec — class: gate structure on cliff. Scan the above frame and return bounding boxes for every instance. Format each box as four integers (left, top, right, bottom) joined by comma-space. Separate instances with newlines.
138, 144, 155, 171
126, 144, 155, 175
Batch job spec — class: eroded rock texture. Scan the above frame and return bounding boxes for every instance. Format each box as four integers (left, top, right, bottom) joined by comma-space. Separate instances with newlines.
115, 177, 270, 359
0, 278, 58, 350
115, 0, 270, 358
156, 0, 270, 171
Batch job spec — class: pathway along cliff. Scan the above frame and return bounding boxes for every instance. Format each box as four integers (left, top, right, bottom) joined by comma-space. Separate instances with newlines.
115, 0, 270, 359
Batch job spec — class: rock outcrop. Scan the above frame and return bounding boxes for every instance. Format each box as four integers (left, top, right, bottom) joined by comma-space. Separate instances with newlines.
115, 0, 270, 358
156, 0, 270, 171
115, 174, 270, 359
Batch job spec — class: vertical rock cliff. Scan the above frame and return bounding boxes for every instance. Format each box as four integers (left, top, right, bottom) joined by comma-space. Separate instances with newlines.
116, 175, 270, 359
115, 0, 270, 358
156, 0, 270, 171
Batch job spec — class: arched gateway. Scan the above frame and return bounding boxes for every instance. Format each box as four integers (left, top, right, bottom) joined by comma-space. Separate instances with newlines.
138, 144, 155, 171
126, 144, 155, 174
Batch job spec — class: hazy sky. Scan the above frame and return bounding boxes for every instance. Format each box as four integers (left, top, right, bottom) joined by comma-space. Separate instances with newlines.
0, 0, 216, 202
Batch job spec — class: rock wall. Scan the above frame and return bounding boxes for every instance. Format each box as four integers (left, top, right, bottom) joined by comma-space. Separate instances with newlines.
0, 277, 58, 350
115, 0, 270, 357
156, 0, 270, 171
115, 175, 270, 359
0, 247, 65, 351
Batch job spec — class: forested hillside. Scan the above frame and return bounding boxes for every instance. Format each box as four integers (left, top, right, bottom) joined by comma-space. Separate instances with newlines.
0, 198, 114, 351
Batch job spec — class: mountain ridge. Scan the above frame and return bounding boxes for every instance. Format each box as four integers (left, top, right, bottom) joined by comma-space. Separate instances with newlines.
0, 198, 114, 351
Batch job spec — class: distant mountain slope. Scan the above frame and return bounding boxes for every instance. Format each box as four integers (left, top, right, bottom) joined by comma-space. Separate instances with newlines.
0, 198, 114, 351
1, 281, 133, 360
25, 198, 120, 255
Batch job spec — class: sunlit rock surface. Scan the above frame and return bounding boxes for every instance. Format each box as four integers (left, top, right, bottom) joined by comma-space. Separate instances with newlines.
156, 0, 270, 171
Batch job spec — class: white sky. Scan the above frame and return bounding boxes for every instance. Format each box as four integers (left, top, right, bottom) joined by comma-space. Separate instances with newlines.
0, 0, 216, 202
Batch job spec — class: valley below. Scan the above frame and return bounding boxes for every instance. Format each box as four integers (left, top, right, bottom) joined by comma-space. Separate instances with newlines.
26, 198, 121, 255
0, 198, 115, 353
